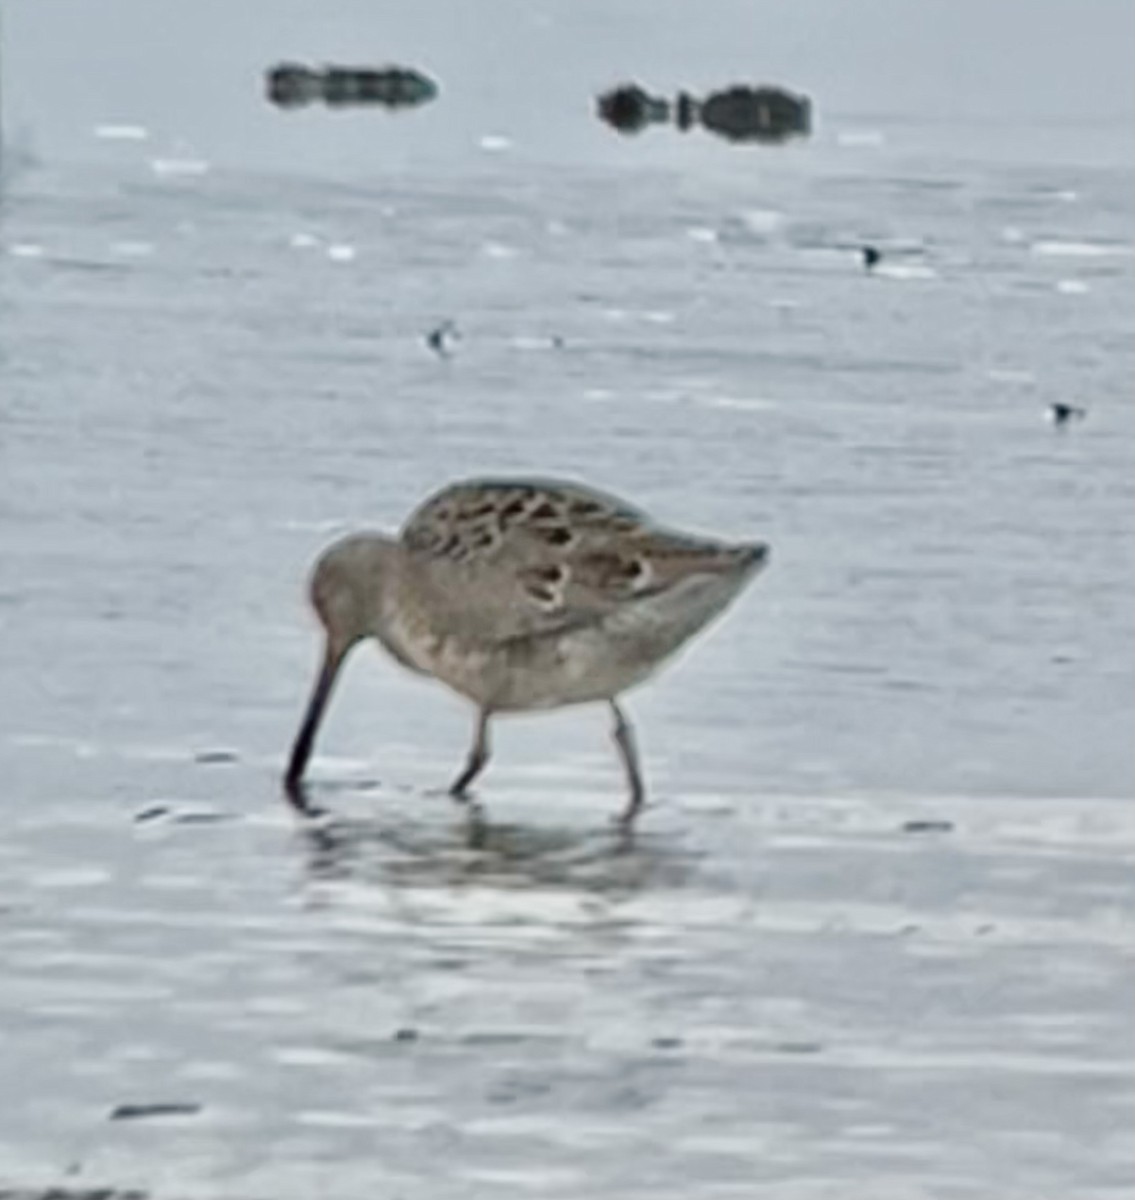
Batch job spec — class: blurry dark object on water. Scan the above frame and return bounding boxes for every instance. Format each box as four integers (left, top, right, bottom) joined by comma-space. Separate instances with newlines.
694, 85, 811, 143
597, 81, 811, 144
1047, 402, 1086, 427
0, 1191, 149, 1199
901, 818, 954, 834
596, 84, 671, 134
862, 244, 882, 270
266, 63, 321, 108
194, 748, 239, 764
109, 1102, 202, 1120
324, 66, 437, 108
425, 319, 459, 358
266, 62, 438, 110
674, 91, 696, 131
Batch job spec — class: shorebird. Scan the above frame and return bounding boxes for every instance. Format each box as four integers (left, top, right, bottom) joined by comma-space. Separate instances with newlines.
425, 319, 459, 358
1047, 402, 1086, 427
285, 478, 769, 825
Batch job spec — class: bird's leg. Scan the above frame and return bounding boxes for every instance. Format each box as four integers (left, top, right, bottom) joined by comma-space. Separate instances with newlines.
610, 700, 645, 827
448, 709, 492, 799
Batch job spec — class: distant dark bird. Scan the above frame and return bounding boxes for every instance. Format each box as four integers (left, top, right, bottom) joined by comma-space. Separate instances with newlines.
266, 63, 322, 109
596, 84, 669, 135
1047, 402, 1086, 426
697, 84, 811, 144
426, 320, 459, 358
861, 245, 881, 271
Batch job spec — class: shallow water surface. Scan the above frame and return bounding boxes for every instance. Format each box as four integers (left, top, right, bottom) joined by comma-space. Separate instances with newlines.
0, 773, 1133, 1197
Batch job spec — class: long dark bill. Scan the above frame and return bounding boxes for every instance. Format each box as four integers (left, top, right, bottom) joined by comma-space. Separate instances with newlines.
284, 643, 345, 814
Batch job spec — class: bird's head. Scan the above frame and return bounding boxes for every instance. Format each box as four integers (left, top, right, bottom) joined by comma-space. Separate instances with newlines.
308, 533, 401, 653
284, 533, 400, 804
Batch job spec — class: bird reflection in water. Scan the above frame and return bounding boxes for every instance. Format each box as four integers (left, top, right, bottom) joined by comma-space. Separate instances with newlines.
298, 789, 695, 896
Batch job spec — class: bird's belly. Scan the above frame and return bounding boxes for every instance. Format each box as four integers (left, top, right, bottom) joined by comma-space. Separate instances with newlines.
382, 625, 650, 712
492, 631, 660, 711
378, 619, 492, 700
379, 569, 750, 712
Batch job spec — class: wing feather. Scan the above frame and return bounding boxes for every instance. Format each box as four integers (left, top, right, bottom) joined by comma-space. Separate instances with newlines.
400, 478, 753, 644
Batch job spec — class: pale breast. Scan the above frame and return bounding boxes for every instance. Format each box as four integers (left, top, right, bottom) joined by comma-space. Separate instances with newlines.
377, 607, 648, 711
378, 565, 754, 712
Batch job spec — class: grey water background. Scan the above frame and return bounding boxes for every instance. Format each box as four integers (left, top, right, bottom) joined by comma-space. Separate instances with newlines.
2, 1, 1134, 1196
